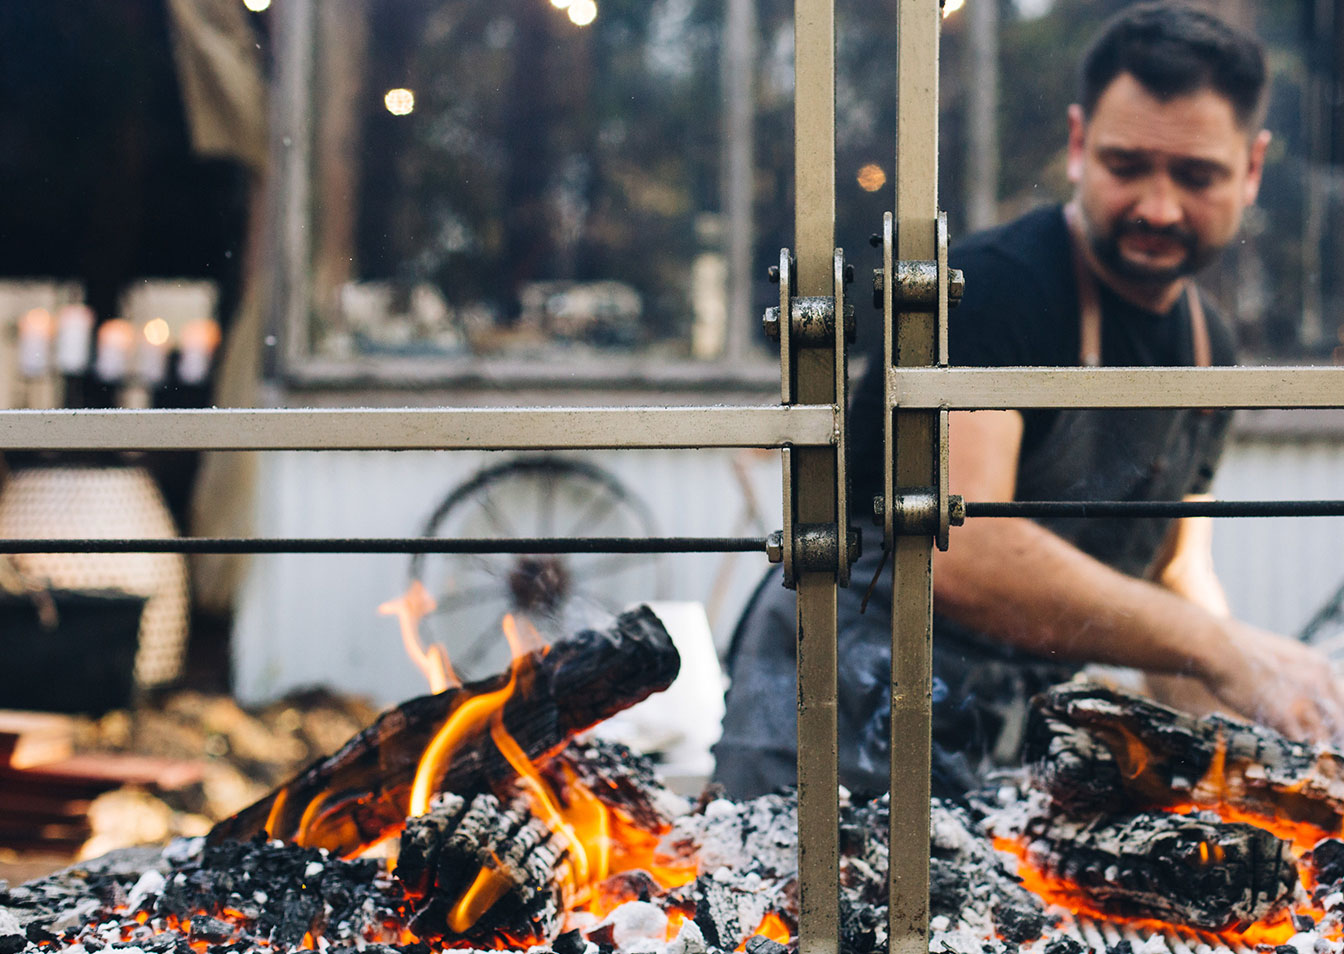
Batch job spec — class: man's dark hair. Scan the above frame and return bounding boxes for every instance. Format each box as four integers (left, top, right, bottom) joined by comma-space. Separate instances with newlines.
1079, 2, 1268, 129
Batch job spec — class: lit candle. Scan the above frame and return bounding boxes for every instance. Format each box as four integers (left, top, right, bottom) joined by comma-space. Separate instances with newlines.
137, 318, 172, 385
95, 318, 135, 382
178, 318, 222, 385
17, 308, 54, 378
55, 304, 94, 374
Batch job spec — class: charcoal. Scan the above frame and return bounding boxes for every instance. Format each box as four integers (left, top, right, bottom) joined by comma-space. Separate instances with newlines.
1293, 912, 1317, 931
396, 792, 565, 946
691, 876, 772, 952
1106, 941, 1133, 954
552, 928, 588, 954
1021, 808, 1296, 931
210, 607, 680, 856
744, 935, 788, 954
991, 898, 1047, 944
929, 858, 970, 917
542, 737, 680, 834
1311, 838, 1344, 885
1025, 682, 1344, 834
1042, 936, 1085, 954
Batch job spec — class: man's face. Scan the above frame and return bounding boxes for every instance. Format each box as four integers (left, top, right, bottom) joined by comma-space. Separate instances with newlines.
1067, 72, 1270, 286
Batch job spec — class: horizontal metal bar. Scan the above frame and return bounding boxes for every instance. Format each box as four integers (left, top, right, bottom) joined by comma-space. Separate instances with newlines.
0, 406, 836, 452
966, 500, 1344, 519
890, 366, 1344, 409
0, 536, 769, 555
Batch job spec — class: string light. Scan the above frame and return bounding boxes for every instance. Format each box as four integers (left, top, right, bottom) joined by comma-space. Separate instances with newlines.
568, 0, 597, 26
384, 88, 415, 116
856, 163, 887, 192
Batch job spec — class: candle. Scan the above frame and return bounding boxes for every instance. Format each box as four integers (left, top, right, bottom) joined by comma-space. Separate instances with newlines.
17, 308, 54, 378
178, 318, 222, 385
137, 318, 171, 385
95, 318, 135, 382
55, 304, 94, 374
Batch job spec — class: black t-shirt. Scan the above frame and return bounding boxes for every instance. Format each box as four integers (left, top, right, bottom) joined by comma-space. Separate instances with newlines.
848, 203, 1236, 576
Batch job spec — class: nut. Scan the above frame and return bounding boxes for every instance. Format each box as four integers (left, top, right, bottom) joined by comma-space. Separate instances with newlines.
765, 530, 784, 564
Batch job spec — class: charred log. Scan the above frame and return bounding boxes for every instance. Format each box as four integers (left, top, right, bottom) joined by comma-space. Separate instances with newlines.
1024, 682, 1344, 832
395, 792, 566, 947
1020, 808, 1297, 932
208, 607, 679, 856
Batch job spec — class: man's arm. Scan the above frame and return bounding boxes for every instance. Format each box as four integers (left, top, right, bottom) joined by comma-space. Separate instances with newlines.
931, 410, 1344, 743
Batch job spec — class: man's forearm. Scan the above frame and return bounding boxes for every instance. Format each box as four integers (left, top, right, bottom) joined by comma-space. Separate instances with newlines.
932, 516, 1224, 679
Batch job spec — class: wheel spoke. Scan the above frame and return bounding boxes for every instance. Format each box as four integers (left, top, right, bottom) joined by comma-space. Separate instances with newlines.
425, 580, 511, 612
538, 472, 556, 538
562, 486, 623, 537
475, 487, 519, 537
564, 552, 656, 584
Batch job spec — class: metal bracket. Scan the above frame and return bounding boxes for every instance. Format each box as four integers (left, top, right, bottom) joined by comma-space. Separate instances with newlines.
880, 211, 962, 552
767, 246, 858, 585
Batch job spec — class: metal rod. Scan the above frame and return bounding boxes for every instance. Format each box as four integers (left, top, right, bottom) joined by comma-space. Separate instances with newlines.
888, 0, 938, 949
0, 406, 836, 452
966, 500, 1344, 518
890, 365, 1344, 409
793, 0, 840, 948
0, 536, 769, 555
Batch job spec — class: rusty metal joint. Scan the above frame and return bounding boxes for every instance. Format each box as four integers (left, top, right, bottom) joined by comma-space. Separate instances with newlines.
762, 296, 855, 343
766, 524, 861, 575
890, 490, 965, 539
872, 261, 965, 310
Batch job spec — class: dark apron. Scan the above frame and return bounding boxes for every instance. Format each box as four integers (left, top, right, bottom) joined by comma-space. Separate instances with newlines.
713, 210, 1231, 799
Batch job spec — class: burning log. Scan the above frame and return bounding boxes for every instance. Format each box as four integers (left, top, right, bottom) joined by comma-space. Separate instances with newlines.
1023, 682, 1344, 833
208, 606, 679, 857
396, 791, 567, 946
1017, 807, 1298, 932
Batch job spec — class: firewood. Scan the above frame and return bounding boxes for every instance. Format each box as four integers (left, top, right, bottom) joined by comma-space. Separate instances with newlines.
1018, 807, 1298, 932
207, 606, 680, 856
1023, 682, 1344, 832
396, 791, 566, 946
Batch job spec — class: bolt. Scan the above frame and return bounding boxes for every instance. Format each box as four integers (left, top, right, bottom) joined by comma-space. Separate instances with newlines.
846, 528, 862, 563
869, 233, 882, 248
948, 267, 966, 304
768, 265, 781, 284
871, 495, 885, 524
765, 530, 784, 564
844, 264, 855, 284
948, 494, 966, 526
872, 268, 884, 309
762, 307, 781, 339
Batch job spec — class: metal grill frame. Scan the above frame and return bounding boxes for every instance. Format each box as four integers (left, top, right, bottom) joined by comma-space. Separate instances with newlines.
6, 2, 1344, 954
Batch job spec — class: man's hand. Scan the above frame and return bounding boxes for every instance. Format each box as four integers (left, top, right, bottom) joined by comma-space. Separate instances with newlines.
1197, 620, 1344, 745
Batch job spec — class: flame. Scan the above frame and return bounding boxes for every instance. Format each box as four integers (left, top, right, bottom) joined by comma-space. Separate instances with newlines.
448, 859, 517, 935
735, 913, 793, 950
380, 581, 460, 693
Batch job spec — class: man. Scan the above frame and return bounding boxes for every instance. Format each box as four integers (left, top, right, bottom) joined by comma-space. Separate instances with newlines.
713, 2, 1344, 800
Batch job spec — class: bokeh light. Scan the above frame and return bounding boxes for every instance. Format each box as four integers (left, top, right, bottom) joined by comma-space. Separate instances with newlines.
550, 0, 573, 7
243, 0, 271, 12
942, 0, 966, 17
384, 88, 416, 116
144, 318, 171, 348
856, 163, 887, 193
568, 0, 597, 26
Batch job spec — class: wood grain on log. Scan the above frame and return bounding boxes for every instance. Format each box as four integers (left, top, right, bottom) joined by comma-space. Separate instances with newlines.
1024, 682, 1344, 833
207, 607, 679, 856
396, 791, 566, 946
1020, 808, 1298, 932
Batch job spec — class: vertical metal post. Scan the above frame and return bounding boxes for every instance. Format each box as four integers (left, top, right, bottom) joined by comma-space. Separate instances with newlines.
888, 0, 938, 952
793, 0, 840, 952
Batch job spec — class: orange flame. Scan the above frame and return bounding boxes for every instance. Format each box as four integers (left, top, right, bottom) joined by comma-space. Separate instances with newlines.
408, 667, 518, 817
735, 913, 793, 950
380, 581, 459, 693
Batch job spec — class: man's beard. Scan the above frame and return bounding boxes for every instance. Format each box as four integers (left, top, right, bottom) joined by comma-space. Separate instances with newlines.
1089, 217, 1220, 284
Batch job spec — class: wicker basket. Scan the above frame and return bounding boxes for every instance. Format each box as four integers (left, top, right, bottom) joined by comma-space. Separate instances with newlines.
0, 465, 190, 687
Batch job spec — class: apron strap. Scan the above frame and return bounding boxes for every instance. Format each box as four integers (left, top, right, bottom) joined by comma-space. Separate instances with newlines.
1063, 202, 1210, 369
